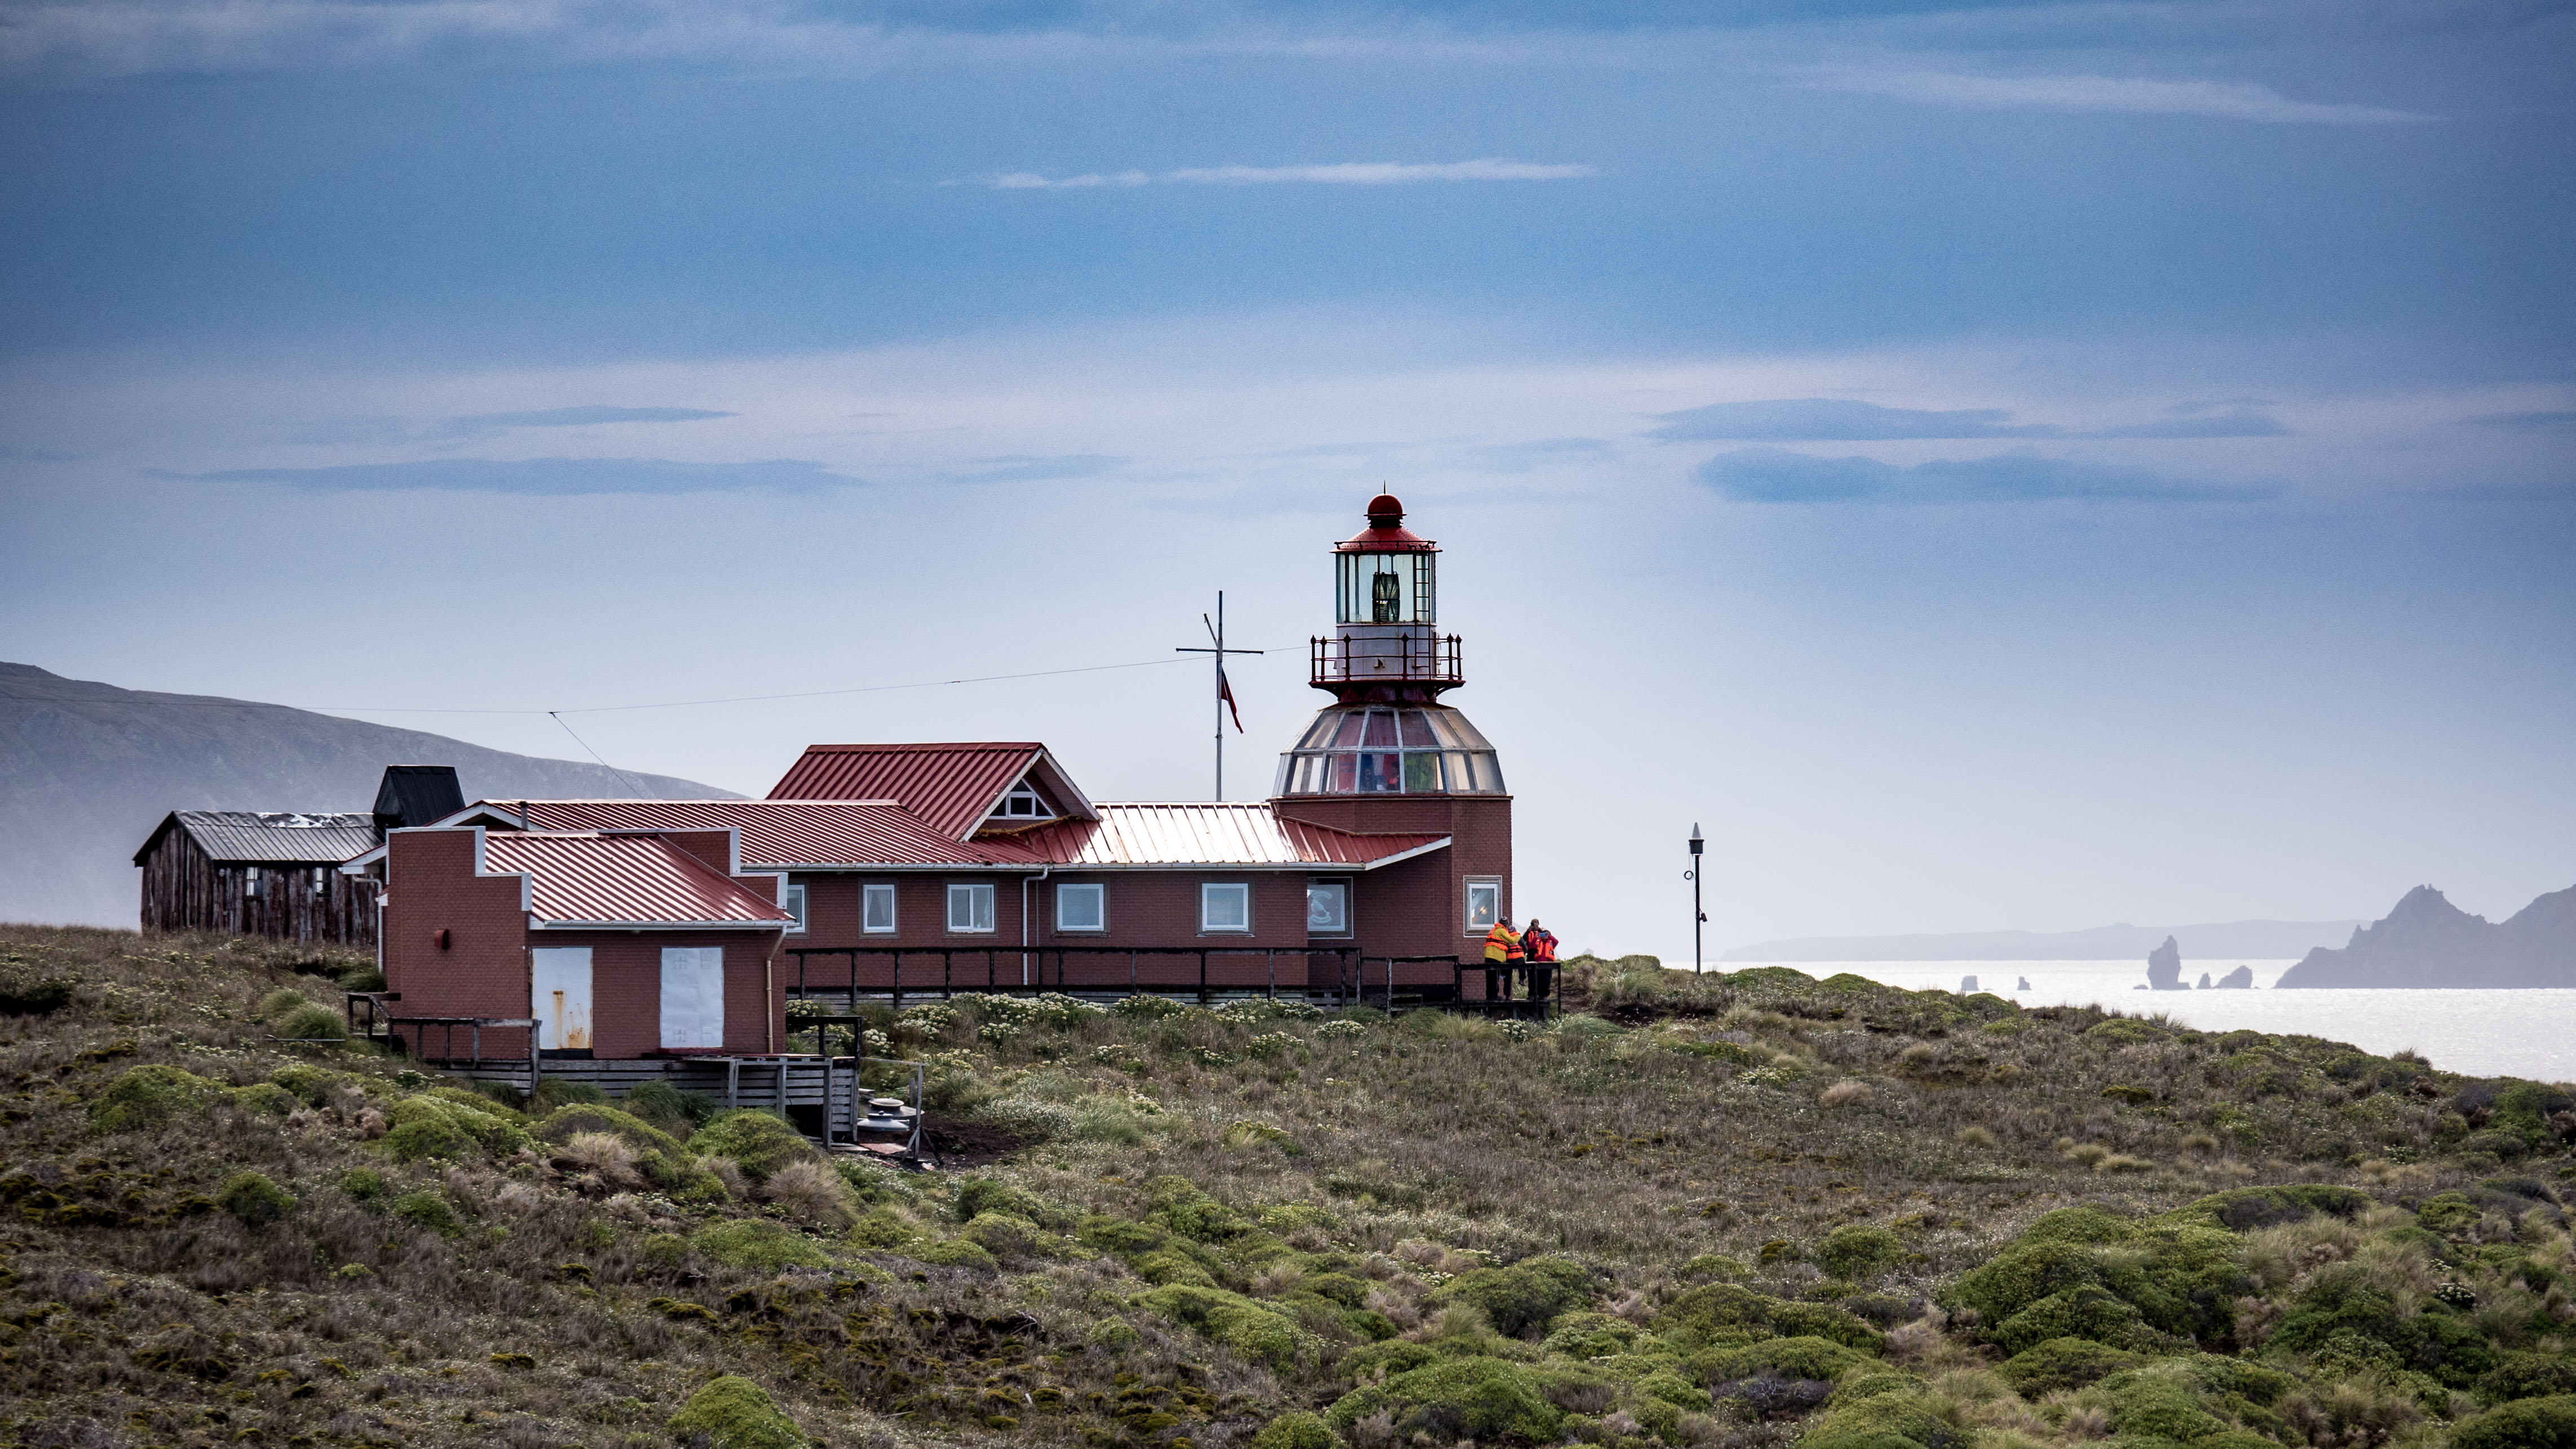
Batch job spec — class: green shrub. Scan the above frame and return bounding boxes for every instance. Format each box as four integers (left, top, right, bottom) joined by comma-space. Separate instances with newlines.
216, 1170, 295, 1225
534, 1103, 682, 1158
961, 1212, 1041, 1261
1325, 1357, 1563, 1443
0, 964, 75, 1015
253, 988, 310, 1021
529, 1077, 607, 1111
2179, 1185, 2372, 1232
227, 1082, 297, 1117
270, 1064, 345, 1105
666, 1375, 809, 1449
688, 1111, 816, 1181
1817, 1224, 1907, 1279
272, 1004, 348, 1042
849, 1208, 920, 1249
381, 1094, 528, 1161
337, 965, 387, 993
2486, 1353, 2576, 1405
1250, 1411, 1341, 1449
2454, 1395, 2576, 1449
338, 1168, 385, 1201
1992, 1284, 2153, 1355
1429, 1256, 1595, 1338
643, 1232, 690, 1267
625, 1079, 715, 1136
954, 1175, 1048, 1224
2086, 1364, 2232, 1442
1148, 1175, 1252, 1243
1681, 1253, 1753, 1282
391, 1189, 462, 1235
90, 1064, 223, 1133
1801, 1372, 1965, 1449
1137, 1284, 1313, 1372
911, 1238, 998, 1271
692, 1220, 830, 1271
1996, 1336, 2143, 1395
1655, 1282, 1885, 1351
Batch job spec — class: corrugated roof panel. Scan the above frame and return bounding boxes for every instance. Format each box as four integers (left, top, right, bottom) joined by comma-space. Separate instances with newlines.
480, 832, 794, 927
765, 744, 1042, 838
173, 812, 382, 864
1017, 805, 1447, 868
506, 800, 1044, 868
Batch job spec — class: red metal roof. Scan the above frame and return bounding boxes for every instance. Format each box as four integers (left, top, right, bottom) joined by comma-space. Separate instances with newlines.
509, 799, 1043, 868
1336, 493, 1437, 554
1017, 805, 1447, 868
479, 832, 794, 928
466, 799, 1443, 871
766, 744, 1045, 838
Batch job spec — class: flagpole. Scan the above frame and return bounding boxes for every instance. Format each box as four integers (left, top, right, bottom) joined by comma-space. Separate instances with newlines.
1176, 593, 1264, 801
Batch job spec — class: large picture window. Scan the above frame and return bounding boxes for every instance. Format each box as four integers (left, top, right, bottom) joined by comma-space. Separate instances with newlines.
1464, 878, 1501, 935
1056, 882, 1106, 933
1200, 881, 1251, 934
947, 882, 996, 934
861, 882, 898, 934
1306, 880, 1350, 936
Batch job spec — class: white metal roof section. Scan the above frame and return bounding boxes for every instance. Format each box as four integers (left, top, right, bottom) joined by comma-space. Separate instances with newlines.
162, 811, 382, 864
1020, 803, 1450, 869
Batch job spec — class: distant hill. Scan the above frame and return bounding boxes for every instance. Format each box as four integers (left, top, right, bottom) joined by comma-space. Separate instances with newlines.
2274, 882, 2576, 988
0, 662, 733, 929
1723, 918, 2364, 962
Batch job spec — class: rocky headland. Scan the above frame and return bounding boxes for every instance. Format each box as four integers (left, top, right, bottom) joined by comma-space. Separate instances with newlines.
2275, 881, 2576, 988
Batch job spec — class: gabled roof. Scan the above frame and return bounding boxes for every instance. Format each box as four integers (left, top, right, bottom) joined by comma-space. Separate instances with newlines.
766, 743, 1096, 840
135, 811, 381, 867
469, 830, 794, 929
397, 798, 1448, 872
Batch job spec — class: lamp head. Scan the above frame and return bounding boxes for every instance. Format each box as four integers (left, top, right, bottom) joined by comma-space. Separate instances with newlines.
1688, 823, 1704, 856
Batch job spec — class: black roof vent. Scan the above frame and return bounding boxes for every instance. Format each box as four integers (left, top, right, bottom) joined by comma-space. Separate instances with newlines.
373, 765, 466, 834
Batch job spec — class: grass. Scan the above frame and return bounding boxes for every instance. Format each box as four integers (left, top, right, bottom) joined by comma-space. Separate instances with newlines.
1, 930, 2571, 1449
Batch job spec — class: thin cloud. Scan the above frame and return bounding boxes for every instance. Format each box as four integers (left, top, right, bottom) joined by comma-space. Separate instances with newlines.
1800, 69, 2438, 125
432, 405, 735, 439
1652, 397, 2286, 441
2464, 410, 2576, 432
1696, 447, 2279, 504
2084, 409, 2287, 439
974, 159, 1595, 190
940, 454, 1124, 484
176, 457, 859, 496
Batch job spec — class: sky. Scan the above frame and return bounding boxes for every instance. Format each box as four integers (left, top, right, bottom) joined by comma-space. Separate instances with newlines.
2, 0, 2572, 961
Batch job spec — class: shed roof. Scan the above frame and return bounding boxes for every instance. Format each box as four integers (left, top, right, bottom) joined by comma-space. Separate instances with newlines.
473, 830, 794, 929
765, 743, 1095, 838
134, 811, 382, 867
435, 798, 1446, 872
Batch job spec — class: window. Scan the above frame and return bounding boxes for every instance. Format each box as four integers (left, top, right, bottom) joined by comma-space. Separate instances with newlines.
1307, 880, 1350, 936
782, 883, 808, 935
947, 882, 996, 934
1056, 882, 1106, 933
1464, 878, 1502, 935
992, 781, 1054, 820
312, 867, 330, 900
1200, 881, 1251, 934
243, 869, 264, 899
861, 882, 898, 934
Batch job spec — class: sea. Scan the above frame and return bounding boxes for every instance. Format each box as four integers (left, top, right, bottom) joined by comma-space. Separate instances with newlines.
1719, 958, 2576, 1085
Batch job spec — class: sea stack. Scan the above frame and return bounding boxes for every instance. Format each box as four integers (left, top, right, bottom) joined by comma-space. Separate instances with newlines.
2148, 935, 2186, 991
2017, 975, 2032, 991
2216, 965, 2254, 989
2197, 971, 2212, 989
1961, 974, 1978, 994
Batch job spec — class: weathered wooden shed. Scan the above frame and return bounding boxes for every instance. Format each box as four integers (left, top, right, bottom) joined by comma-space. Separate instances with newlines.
133, 811, 385, 944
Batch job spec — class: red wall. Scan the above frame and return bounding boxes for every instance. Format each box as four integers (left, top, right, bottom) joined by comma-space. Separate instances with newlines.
539, 930, 785, 1058
383, 828, 536, 1058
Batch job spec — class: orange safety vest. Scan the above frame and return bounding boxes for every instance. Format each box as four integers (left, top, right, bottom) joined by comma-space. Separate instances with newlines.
1483, 923, 1522, 963
1525, 929, 1558, 964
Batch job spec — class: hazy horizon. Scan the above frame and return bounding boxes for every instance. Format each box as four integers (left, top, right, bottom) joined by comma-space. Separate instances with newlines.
3, 0, 2570, 965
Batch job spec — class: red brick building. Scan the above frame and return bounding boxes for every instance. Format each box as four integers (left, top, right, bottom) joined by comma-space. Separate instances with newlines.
354, 494, 1515, 1048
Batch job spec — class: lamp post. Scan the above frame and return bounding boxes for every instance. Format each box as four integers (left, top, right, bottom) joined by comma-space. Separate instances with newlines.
1686, 823, 1707, 974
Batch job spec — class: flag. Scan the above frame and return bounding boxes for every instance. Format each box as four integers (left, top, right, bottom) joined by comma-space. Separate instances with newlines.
1219, 668, 1244, 732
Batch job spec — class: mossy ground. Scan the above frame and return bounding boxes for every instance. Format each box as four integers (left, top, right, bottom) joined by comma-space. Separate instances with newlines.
1, 931, 2571, 1449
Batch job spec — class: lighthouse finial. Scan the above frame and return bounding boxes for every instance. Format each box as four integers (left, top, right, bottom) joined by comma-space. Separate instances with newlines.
1364, 492, 1404, 527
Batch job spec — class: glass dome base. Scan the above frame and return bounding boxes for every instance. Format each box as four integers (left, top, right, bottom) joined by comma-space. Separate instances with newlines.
1273, 703, 1505, 797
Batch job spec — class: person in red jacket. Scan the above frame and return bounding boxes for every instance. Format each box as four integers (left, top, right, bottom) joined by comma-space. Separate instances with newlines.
1521, 919, 1559, 1005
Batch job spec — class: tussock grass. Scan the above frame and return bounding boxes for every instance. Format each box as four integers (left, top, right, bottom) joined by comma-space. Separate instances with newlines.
3, 929, 2573, 1449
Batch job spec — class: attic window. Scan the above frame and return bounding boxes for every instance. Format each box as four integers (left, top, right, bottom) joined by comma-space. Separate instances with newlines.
992, 783, 1054, 821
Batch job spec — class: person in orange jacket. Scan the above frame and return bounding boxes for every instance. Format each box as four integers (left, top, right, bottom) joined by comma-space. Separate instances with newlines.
1521, 918, 1559, 1004
1482, 918, 1522, 1002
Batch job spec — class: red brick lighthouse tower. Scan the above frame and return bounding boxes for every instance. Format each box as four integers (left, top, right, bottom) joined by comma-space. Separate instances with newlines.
1271, 494, 1512, 965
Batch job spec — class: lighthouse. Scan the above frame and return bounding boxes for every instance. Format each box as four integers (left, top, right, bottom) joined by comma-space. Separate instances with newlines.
1274, 494, 1514, 957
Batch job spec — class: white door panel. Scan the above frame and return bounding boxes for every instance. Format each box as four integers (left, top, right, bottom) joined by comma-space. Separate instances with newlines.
531, 947, 593, 1051
660, 946, 725, 1050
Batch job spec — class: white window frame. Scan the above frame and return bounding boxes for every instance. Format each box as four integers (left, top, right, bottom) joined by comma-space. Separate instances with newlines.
947, 881, 997, 935
861, 882, 898, 934
1055, 881, 1106, 933
1306, 878, 1352, 937
1464, 877, 1502, 936
991, 781, 1054, 821
1200, 881, 1252, 935
782, 882, 808, 935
